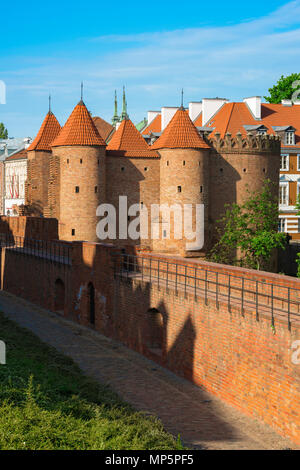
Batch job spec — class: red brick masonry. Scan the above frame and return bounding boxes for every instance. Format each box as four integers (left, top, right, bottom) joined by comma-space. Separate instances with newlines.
0, 226, 299, 445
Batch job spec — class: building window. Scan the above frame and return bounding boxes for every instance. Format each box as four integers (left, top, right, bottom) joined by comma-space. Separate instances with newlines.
140, 202, 144, 208
285, 131, 295, 146
297, 155, 300, 171
163, 230, 167, 239
258, 129, 267, 136
278, 219, 286, 233
95, 186, 97, 193
72, 229, 75, 236
177, 186, 182, 193
279, 183, 289, 206
280, 154, 289, 171
75, 186, 79, 193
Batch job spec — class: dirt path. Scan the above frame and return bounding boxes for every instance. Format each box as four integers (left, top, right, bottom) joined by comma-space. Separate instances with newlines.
0, 291, 297, 450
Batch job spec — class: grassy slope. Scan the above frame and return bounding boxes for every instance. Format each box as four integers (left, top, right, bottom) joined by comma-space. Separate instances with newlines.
0, 313, 183, 450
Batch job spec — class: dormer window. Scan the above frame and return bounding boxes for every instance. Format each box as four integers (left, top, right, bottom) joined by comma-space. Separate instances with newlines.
285, 130, 295, 145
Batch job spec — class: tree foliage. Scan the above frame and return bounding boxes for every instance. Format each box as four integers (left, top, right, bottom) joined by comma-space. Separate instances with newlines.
264, 73, 300, 104
208, 180, 287, 270
0, 122, 8, 139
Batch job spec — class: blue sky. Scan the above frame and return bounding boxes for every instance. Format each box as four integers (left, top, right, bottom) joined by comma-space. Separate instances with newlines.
1, 0, 300, 137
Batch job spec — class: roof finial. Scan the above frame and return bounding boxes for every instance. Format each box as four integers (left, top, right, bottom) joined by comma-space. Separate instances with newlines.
49, 94, 52, 114
181, 88, 184, 108
112, 90, 120, 126
81, 82, 83, 102
121, 86, 128, 120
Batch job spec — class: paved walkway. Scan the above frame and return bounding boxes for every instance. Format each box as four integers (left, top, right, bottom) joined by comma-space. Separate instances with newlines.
0, 291, 297, 450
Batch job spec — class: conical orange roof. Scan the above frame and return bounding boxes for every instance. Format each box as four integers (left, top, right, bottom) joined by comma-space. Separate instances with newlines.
152, 107, 210, 150
27, 112, 61, 152
106, 118, 158, 157
51, 101, 106, 147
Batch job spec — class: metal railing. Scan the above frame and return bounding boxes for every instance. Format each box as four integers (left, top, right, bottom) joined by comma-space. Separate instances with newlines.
115, 253, 300, 330
0, 233, 72, 265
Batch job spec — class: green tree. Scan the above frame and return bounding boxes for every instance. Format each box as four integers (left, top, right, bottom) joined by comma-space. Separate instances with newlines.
0, 122, 8, 139
264, 73, 300, 104
208, 180, 287, 270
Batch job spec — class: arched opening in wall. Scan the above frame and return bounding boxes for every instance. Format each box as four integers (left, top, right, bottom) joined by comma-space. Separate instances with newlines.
54, 279, 65, 313
87, 282, 95, 325
146, 308, 163, 355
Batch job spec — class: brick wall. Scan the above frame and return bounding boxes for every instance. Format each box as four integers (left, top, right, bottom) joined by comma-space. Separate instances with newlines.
0, 240, 299, 446
0, 216, 58, 240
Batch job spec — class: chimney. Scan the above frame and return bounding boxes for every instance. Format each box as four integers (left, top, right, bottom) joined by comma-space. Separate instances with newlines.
281, 99, 293, 107
161, 107, 178, 131
243, 96, 261, 119
189, 102, 202, 122
4, 144, 8, 158
147, 111, 160, 126
202, 98, 229, 126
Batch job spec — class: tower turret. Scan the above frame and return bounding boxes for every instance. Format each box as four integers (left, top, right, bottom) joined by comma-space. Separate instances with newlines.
121, 86, 128, 120
26, 102, 61, 216
50, 100, 106, 241
152, 107, 211, 256
111, 90, 120, 127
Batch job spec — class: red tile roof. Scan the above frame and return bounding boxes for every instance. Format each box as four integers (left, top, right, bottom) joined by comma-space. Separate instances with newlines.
152, 108, 210, 150
5, 149, 28, 161
52, 101, 106, 147
106, 118, 158, 158
27, 112, 61, 152
143, 114, 161, 134
206, 102, 300, 147
93, 116, 114, 141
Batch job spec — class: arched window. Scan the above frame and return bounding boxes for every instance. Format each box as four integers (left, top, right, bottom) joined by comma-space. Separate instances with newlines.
54, 279, 65, 313
87, 282, 95, 325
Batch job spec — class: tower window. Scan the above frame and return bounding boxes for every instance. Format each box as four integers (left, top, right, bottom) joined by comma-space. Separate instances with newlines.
200, 186, 203, 193
67, 159, 69, 164
144, 167, 148, 172
72, 229, 75, 236
141, 202, 144, 208
177, 186, 182, 193
243, 168, 247, 173
95, 186, 98, 193
220, 168, 223, 173
183, 161, 186, 166
75, 186, 80, 193
98, 160, 100, 165
80, 159, 83, 164
166, 161, 169, 166
121, 167, 125, 172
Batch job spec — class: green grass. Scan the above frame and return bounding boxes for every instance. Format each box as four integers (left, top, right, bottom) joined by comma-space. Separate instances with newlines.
0, 313, 184, 450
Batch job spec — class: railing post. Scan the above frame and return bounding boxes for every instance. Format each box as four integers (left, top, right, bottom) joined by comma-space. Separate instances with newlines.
256, 280, 259, 321
194, 267, 197, 300
228, 274, 231, 312
216, 272, 219, 309
271, 284, 274, 328
175, 263, 178, 294
205, 269, 208, 305
166, 262, 169, 291
288, 287, 291, 331
158, 260, 160, 289
184, 265, 187, 297
149, 257, 152, 283
142, 257, 144, 283
241, 277, 244, 316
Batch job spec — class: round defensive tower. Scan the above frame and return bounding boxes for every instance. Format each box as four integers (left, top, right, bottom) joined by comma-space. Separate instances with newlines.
208, 131, 281, 234
26, 110, 61, 216
152, 108, 211, 256
51, 100, 106, 242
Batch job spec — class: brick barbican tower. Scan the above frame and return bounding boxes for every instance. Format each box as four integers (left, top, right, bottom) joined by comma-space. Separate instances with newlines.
49, 100, 106, 241
152, 107, 211, 256
26, 103, 61, 216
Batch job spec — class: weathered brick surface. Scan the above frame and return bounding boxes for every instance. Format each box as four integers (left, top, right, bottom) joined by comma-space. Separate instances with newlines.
0, 239, 298, 446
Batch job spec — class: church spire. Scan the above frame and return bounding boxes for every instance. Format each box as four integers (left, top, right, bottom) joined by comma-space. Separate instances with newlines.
112, 90, 120, 126
121, 86, 128, 120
